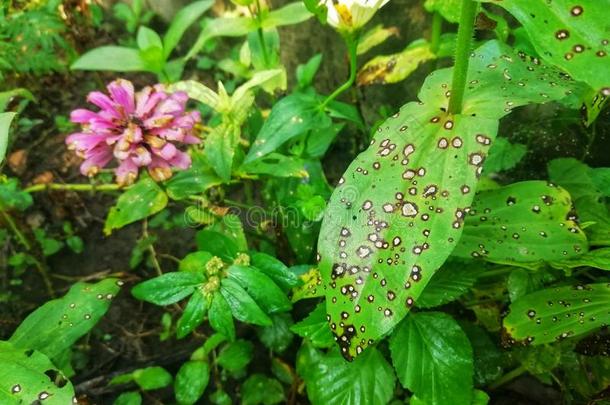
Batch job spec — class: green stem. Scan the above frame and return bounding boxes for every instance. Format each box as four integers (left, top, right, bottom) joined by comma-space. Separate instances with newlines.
488, 365, 527, 390
24, 183, 122, 193
321, 34, 359, 109
255, 0, 270, 67
430, 12, 443, 54
1, 210, 30, 250
447, 0, 478, 114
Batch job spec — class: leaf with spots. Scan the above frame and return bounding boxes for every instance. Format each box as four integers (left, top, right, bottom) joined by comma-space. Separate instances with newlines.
478, 0, 610, 94
504, 283, 610, 345
0, 341, 76, 405
9, 279, 121, 360
452, 181, 588, 265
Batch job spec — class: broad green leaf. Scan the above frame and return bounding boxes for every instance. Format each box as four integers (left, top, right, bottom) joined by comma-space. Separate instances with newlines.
163, 0, 214, 58
165, 155, 222, 200
171, 80, 219, 110
175, 361, 209, 405
114, 391, 142, 405
9, 279, 121, 360
290, 303, 335, 348
357, 25, 399, 55
104, 178, 168, 235
548, 158, 610, 245
504, 283, 610, 344
357, 35, 454, 86
251, 252, 300, 291
137, 26, 163, 51
460, 323, 504, 386
0, 112, 16, 164
176, 290, 208, 338
186, 17, 255, 60
478, 0, 610, 93
418, 261, 484, 308
209, 214, 248, 252
245, 92, 330, 162
296, 54, 323, 88
482, 137, 526, 174
302, 347, 395, 405
239, 153, 309, 178
227, 265, 292, 313
551, 247, 610, 271
216, 340, 253, 373
195, 230, 239, 261
71, 46, 148, 72
179, 251, 214, 273
390, 312, 473, 405
209, 292, 236, 340
318, 40, 579, 360
133, 366, 172, 390
453, 181, 588, 264
0, 341, 75, 404
507, 268, 557, 302
205, 122, 239, 181
241, 374, 285, 405
424, 0, 461, 23
132, 272, 205, 306
220, 278, 272, 326
257, 313, 294, 353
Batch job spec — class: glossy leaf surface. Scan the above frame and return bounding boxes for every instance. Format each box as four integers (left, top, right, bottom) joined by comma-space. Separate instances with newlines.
504, 283, 610, 344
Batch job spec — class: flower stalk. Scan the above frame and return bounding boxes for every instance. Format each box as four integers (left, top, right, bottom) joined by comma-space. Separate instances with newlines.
321, 33, 359, 109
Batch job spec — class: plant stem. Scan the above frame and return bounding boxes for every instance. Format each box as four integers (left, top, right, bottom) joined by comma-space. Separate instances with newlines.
447, 0, 478, 114
430, 12, 443, 54
489, 365, 527, 390
321, 34, 359, 109
1, 210, 30, 250
255, 0, 270, 67
24, 183, 122, 193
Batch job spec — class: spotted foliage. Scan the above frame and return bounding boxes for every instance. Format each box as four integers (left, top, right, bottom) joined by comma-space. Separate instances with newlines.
318, 40, 581, 360
0, 341, 76, 404
453, 181, 588, 265
478, 0, 610, 94
504, 283, 610, 345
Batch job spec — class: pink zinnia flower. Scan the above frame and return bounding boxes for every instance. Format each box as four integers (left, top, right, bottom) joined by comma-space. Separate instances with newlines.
66, 79, 200, 185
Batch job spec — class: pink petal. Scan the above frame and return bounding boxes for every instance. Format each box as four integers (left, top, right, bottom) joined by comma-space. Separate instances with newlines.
70, 108, 100, 123
66, 133, 110, 154
136, 87, 167, 117
154, 143, 177, 160
115, 157, 139, 185
107, 79, 135, 114
80, 146, 113, 176
131, 146, 152, 167
168, 150, 191, 170
87, 91, 121, 119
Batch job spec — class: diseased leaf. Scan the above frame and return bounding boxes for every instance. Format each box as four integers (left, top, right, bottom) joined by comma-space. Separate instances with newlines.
104, 178, 168, 235
389, 312, 473, 405
318, 40, 578, 360
551, 247, 610, 271
10, 279, 121, 360
478, 0, 610, 93
357, 25, 399, 55
504, 283, 610, 345
0, 341, 76, 404
453, 181, 588, 265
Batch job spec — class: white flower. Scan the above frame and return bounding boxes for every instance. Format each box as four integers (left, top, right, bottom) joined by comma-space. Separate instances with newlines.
323, 0, 390, 33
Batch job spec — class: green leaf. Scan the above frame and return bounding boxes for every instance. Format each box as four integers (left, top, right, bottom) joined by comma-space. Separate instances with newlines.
165, 155, 222, 200
114, 391, 142, 405
390, 312, 473, 405
179, 251, 214, 273
296, 54, 323, 88
551, 247, 610, 271
9, 279, 121, 360
131, 272, 205, 306
0, 341, 75, 404
251, 252, 300, 291
71, 46, 148, 72
0, 112, 17, 165
137, 26, 163, 51
507, 268, 557, 302
175, 360, 210, 405
453, 181, 588, 265
133, 366, 172, 390
257, 313, 294, 353
504, 283, 610, 344
548, 158, 610, 245
262, 2, 312, 28
460, 323, 504, 386
302, 347, 396, 405
357, 24, 399, 55
208, 292, 236, 340
0, 88, 35, 112
240, 153, 309, 178
216, 340, 253, 373
290, 303, 335, 348
163, 0, 214, 58
482, 137, 526, 174
241, 374, 285, 405
245, 92, 330, 162
185, 16, 255, 60
195, 230, 239, 261
205, 122, 239, 181
357, 35, 454, 86
0, 178, 33, 211
176, 290, 208, 339
418, 261, 484, 308
478, 0, 610, 93
104, 178, 168, 235
227, 265, 292, 313
424, 0, 461, 23
220, 278, 272, 326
